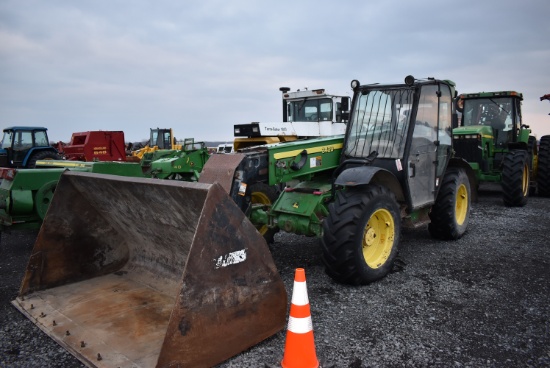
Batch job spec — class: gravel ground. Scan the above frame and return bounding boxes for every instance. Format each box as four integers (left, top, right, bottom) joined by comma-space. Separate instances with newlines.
1, 186, 549, 367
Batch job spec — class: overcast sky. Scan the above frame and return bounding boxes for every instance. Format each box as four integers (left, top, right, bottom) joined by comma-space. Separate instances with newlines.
1, 0, 549, 143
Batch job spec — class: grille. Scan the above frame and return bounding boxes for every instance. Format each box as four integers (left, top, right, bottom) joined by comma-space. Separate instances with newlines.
453, 138, 482, 163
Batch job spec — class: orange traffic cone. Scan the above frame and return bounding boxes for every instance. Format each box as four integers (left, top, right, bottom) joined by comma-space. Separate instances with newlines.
281, 268, 319, 368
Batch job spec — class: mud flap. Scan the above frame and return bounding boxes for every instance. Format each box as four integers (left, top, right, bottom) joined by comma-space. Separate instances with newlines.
12, 171, 287, 368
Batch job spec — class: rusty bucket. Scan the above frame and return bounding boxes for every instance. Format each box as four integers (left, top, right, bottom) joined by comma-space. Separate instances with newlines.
12, 171, 287, 367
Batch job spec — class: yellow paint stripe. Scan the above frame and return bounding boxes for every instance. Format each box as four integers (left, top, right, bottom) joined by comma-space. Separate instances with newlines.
273, 143, 343, 159
481, 134, 493, 139
35, 160, 89, 168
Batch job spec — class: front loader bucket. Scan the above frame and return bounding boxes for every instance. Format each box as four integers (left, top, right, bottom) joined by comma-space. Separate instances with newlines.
11, 171, 287, 368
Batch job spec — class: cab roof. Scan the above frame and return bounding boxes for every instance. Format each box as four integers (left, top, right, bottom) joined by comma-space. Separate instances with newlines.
3, 126, 48, 132
460, 91, 523, 100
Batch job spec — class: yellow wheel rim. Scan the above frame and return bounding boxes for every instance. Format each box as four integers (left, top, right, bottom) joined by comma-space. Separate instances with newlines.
522, 164, 529, 196
455, 183, 468, 226
362, 209, 395, 269
251, 190, 271, 235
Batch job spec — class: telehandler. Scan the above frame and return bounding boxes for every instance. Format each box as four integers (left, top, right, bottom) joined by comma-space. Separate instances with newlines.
13, 75, 475, 367
201, 75, 475, 283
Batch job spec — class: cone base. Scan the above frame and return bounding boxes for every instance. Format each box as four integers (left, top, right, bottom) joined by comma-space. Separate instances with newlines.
281, 331, 319, 368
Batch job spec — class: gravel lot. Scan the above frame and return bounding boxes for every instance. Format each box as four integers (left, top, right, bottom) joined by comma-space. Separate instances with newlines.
1, 186, 549, 367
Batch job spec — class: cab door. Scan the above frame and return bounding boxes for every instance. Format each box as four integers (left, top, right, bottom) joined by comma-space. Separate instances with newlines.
407, 84, 440, 209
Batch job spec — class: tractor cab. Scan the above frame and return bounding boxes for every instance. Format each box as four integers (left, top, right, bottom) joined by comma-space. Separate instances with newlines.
149, 128, 174, 149
283, 88, 351, 124
457, 92, 524, 150
341, 77, 455, 210
0, 126, 59, 168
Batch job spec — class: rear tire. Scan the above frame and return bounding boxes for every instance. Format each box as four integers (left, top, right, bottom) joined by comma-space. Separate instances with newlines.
429, 167, 471, 240
321, 185, 400, 285
537, 136, 550, 197
501, 150, 529, 206
27, 150, 61, 168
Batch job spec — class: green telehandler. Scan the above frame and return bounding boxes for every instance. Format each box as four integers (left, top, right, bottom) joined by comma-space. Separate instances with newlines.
12, 75, 475, 367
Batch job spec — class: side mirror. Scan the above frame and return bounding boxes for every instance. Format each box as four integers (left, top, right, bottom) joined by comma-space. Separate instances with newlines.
340, 112, 350, 121
341, 97, 350, 112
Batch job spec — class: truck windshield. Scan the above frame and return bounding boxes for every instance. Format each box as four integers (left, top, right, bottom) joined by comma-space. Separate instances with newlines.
288, 98, 333, 122
345, 88, 413, 158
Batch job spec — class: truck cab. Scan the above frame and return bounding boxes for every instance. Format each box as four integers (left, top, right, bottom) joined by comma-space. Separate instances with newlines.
0, 126, 60, 168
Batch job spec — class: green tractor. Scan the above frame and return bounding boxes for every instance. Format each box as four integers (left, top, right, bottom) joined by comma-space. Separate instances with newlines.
453, 91, 549, 205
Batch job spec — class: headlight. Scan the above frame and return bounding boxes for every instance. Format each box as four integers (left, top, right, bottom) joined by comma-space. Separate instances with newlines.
234, 128, 240, 134
252, 127, 259, 133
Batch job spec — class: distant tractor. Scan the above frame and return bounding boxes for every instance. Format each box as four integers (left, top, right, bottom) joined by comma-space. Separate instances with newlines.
453, 91, 550, 205
233, 87, 351, 150
129, 128, 182, 160
0, 126, 60, 168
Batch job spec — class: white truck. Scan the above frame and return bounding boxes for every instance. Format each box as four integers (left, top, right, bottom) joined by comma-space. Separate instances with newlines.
233, 87, 350, 150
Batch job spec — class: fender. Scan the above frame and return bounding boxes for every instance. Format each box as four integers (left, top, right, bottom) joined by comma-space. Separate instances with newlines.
335, 166, 405, 202
21, 147, 58, 167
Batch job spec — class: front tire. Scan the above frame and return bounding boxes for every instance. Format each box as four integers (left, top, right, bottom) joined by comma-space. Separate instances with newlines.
321, 185, 400, 285
428, 167, 471, 240
501, 150, 529, 206
248, 182, 280, 243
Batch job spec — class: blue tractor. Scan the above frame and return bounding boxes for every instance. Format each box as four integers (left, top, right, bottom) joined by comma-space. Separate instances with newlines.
0, 126, 61, 168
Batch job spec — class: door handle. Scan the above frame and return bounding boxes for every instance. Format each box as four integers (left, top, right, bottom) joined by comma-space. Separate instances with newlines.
409, 162, 416, 178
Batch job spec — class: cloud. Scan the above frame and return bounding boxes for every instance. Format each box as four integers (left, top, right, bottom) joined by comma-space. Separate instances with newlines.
0, 0, 549, 142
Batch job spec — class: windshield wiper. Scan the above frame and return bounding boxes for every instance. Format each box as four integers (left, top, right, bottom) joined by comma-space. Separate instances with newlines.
488, 98, 510, 115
